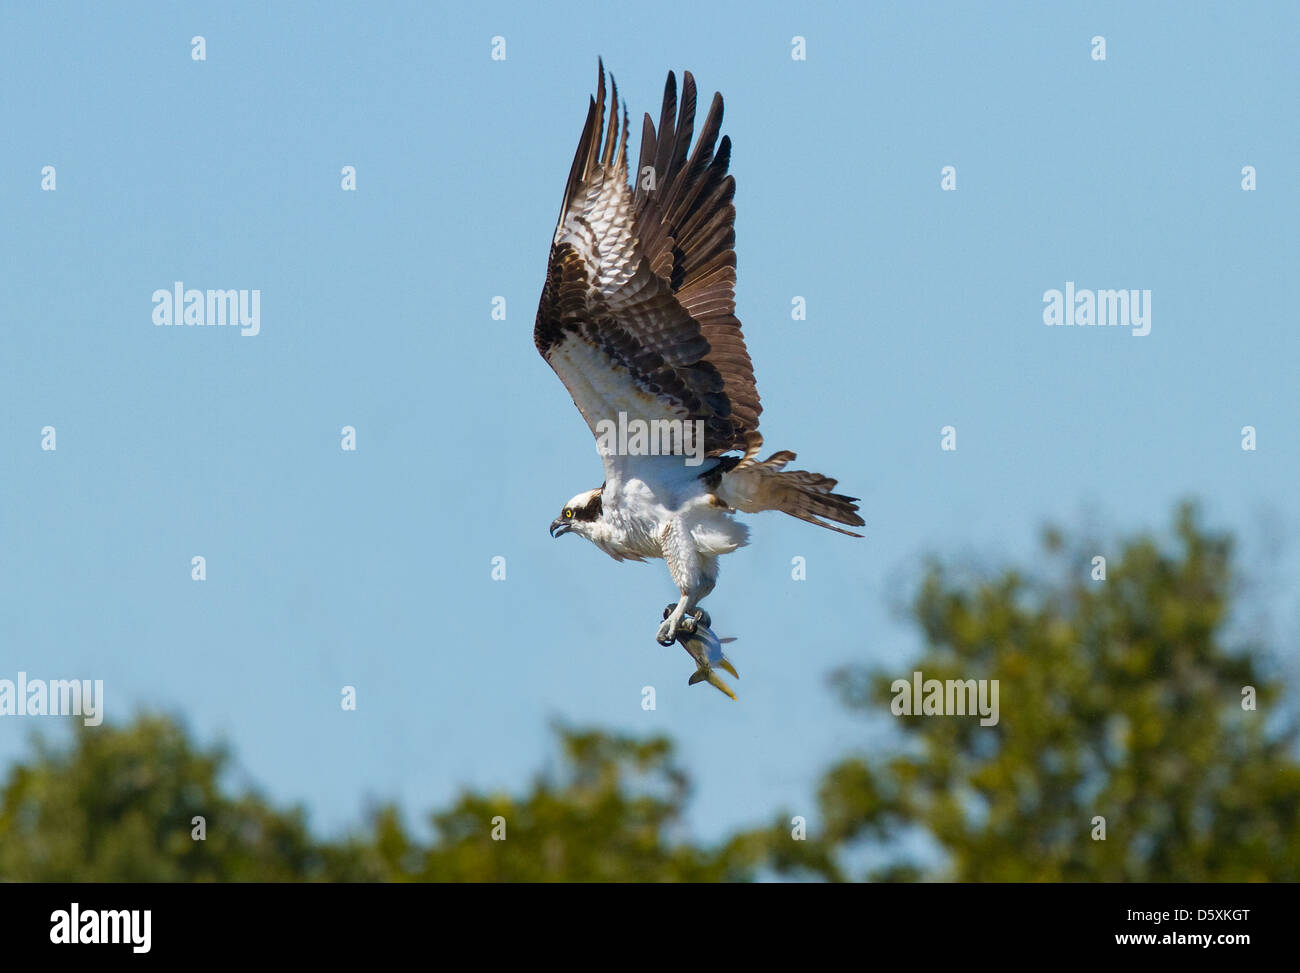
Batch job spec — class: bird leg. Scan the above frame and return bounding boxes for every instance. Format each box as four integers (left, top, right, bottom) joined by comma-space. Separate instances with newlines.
656, 520, 717, 644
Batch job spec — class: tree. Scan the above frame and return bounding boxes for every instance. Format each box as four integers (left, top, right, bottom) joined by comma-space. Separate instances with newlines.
372, 726, 748, 881
770, 502, 1300, 880
0, 714, 377, 881
0, 716, 747, 882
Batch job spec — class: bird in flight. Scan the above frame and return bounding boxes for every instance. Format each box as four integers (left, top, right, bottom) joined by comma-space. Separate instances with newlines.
535, 62, 864, 655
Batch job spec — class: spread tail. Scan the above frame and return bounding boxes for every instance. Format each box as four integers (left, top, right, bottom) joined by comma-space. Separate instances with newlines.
720, 450, 865, 537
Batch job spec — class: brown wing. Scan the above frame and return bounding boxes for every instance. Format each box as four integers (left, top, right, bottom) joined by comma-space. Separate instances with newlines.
634, 69, 761, 459
534, 62, 761, 463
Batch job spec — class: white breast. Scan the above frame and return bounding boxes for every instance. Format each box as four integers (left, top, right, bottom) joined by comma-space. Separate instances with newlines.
596, 474, 749, 561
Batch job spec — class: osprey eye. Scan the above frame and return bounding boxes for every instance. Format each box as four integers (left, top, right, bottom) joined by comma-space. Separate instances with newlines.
564, 508, 574, 519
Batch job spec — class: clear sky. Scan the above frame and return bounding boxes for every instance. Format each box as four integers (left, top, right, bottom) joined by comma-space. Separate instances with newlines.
2, 1, 1297, 845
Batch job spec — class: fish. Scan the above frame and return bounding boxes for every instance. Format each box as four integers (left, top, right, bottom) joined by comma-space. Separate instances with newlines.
664, 608, 740, 701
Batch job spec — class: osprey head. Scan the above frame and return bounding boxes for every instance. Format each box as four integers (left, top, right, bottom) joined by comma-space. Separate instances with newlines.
550, 487, 603, 539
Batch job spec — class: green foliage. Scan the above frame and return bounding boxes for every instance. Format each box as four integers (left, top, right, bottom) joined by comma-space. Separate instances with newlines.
376, 728, 746, 881
0, 717, 748, 882
2, 503, 1296, 881
792, 502, 1300, 880
0, 714, 376, 881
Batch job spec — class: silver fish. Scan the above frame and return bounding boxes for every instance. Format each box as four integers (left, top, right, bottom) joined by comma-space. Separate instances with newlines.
664, 607, 740, 701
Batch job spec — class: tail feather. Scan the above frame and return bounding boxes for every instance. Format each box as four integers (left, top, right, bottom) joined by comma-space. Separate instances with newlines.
720, 450, 865, 537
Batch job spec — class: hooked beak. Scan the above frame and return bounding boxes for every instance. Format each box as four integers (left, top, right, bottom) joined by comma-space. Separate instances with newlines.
549, 518, 573, 538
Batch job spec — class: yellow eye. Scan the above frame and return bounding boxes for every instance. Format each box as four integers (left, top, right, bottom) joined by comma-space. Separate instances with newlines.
564, 508, 574, 519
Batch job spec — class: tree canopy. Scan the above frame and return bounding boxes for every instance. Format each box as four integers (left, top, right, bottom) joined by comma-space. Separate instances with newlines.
768, 502, 1300, 880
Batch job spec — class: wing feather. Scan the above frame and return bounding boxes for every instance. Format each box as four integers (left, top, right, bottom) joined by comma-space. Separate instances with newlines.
535, 62, 762, 482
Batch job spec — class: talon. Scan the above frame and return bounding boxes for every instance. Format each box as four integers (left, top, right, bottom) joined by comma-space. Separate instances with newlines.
694, 609, 711, 629
657, 604, 688, 645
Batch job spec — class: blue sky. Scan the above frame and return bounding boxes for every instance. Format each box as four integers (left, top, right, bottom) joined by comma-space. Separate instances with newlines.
2, 1, 1297, 845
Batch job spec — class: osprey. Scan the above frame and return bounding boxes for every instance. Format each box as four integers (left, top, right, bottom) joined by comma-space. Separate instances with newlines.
536, 63, 864, 649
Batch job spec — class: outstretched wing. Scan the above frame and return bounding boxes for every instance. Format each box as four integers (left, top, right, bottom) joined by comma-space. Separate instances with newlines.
534, 63, 763, 490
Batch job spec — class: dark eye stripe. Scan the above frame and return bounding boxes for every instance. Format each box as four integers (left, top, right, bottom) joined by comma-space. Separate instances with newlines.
572, 493, 603, 522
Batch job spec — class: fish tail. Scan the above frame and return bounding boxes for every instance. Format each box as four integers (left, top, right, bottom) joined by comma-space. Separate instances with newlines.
689, 668, 738, 701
